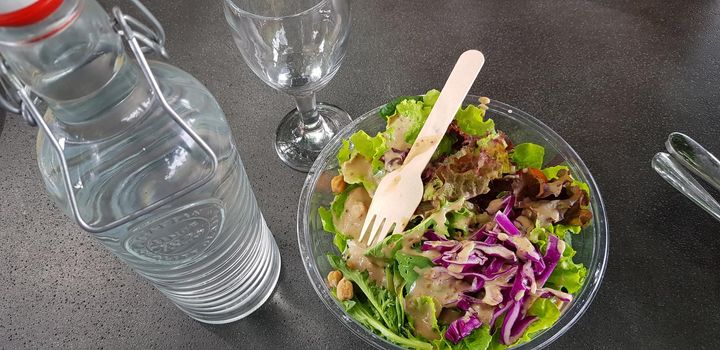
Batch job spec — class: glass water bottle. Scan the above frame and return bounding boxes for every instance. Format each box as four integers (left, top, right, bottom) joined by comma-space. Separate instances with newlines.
0, 0, 280, 324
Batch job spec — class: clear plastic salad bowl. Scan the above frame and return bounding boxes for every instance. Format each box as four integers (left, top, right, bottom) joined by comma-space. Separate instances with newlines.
297, 95, 609, 349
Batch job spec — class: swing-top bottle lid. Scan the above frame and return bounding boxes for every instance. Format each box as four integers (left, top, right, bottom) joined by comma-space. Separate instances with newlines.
0, 0, 64, 27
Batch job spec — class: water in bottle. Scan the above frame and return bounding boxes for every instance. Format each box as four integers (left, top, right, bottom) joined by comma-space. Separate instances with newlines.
0, 0, 280, 323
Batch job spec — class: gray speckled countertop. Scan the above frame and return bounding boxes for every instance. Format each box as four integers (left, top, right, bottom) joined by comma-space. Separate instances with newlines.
2, 0, 720, 349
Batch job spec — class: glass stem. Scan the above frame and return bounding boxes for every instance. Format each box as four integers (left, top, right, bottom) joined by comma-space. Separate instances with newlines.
293, 93, 321, 130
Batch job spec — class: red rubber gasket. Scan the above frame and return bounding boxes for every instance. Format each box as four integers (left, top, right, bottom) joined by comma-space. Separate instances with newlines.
0, 0, 64, 27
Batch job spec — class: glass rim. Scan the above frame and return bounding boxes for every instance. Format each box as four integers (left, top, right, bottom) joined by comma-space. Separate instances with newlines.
297, 96, 609, 349
223, 0, 331, 20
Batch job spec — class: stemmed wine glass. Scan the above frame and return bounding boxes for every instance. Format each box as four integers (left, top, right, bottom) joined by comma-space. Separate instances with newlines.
223, 0, 351, 172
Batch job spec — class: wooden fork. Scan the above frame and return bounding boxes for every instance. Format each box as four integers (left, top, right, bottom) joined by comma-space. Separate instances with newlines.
358, 50, 486, 246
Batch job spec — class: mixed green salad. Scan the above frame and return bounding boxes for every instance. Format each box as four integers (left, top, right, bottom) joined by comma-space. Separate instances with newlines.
320, 90, 592, 350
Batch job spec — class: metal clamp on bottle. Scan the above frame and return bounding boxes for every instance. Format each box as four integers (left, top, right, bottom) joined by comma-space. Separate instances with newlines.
0, 0, 218, 233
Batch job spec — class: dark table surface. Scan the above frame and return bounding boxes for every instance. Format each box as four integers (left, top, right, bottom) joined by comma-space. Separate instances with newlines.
2, 0, 720, 349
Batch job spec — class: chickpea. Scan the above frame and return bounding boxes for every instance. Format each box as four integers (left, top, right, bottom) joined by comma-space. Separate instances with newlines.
331, 174, 346, 194
479, 96, 491, 105
327, 270, 343, 288
336, 278, 354, 301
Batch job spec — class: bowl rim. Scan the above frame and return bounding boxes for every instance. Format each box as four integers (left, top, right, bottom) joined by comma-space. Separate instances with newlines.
297, 95, 609, 350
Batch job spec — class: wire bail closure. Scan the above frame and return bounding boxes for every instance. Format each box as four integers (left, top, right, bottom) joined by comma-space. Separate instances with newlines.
0, 0, 218, 233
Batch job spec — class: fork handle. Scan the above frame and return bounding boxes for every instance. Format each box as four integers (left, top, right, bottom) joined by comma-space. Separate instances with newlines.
403, 50, 485, 173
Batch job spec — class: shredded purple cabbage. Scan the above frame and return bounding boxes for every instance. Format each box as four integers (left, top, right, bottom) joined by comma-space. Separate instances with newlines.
422, 240, 457, 252
424, 230, 447, 241
495, 211, 521, 236
508, 316, 538, 344
417, 194, 573, 344
489, 300, 514, 334
536, 287, 573, 302
509, 261, 535, 301
445, 312, 483, 344
457, 294, 483, 311
535, 234, 564, 287
502, 195, 516, 217
475, 242, 516, 261
499, 300, 522, 344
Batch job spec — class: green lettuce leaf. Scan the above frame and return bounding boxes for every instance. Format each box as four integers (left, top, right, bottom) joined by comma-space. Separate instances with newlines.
528, 223, 580, 252
407, 296, 441, 341
512, 298, 561, 346
423, 89, 441, 106
320, 184, 360, 252
433, 326, 493, 350
448, 207, 474, 234
542, 165, 591, 197
331, 184, 358, 218
340, 296, 433, 350
366, 234, 404, 260
341, 155, 377, 192
318, 206, 336, 233
384, 89, 450, 147
542, 165, 569, 179
422, 178, 444, 202
574, 180, 591, 197
433, 134, 456, 160
554, 223, 581, 239
511, 143, 545, 169
527, 223, 586, 293
379, 95, 423, 119
432, 335, 453, 350
488, 332, 508, 350
395, 251, 433, 293
333, 232, 349, 253
544, 165, 590, 196
546, 242, 587, 293
338, 131, 387, 193
461, 326, 493, 350
350, 130, 388, 172
396, 98, 432, 144
426, 198, 466, 237
337, 139, 352, 165
328, 254, 398, 332
455, 104, 495, 136
528, 225, 551, 253
385, 264, 407, 330
319, 206, 349, 252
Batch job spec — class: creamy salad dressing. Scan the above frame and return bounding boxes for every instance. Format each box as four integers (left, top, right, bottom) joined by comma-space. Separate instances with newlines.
400, 227, 440, 260
335, 187, 372, 239
405, 296, 442, 341
438, 308, 464, 328
341, 156, 378, 195
409, 268, 471, 307
469, 302, 495, 325
386, 114, 413, 149
531, 200, 561, 223
324, 91, 591, 347
482, 265, 516, 305
383, 114, 413, 172
405, 267, 472, 340
345, 240, 387, 286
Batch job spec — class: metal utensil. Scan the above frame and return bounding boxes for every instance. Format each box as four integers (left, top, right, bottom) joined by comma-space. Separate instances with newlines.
358, 50, 485, 246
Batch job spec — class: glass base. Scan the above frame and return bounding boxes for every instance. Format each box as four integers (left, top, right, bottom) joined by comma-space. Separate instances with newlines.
274, 103, 351, 172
